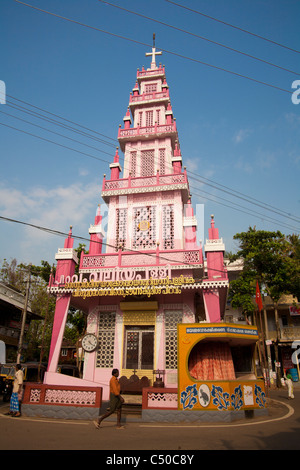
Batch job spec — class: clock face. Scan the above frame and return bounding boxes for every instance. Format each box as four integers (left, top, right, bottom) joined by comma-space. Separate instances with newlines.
82, 334, 98, 352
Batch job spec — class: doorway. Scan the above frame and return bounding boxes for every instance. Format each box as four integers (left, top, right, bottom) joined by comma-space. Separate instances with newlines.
124, 326, 154, 370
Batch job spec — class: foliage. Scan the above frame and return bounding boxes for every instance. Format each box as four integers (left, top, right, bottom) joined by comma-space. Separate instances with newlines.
228, 228, 299, 314
0, 249, 87, 362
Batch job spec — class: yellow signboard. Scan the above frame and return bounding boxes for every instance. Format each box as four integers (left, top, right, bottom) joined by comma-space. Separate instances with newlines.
64, 275, 194, 298
177, 323, 266, 412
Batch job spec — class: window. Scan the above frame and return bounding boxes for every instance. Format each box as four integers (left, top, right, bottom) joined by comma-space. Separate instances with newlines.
145, 110, 153, 127
156, 109, 160, 125
231, 345, 254, 376
165, 311, 183, 369
96, 312, 116, 368
138, 111, 143, 127
145, 83, 157, 93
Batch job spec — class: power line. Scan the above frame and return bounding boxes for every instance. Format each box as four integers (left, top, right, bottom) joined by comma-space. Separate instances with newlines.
165, 0, 300, 54
1, 113, 298, 235
188, 184, 299, 233
187, 171, 300, 223
3, 90, 300, 227
6, 94, 117, 144
14, 0, 293, 95
0, 121, 112, 165
124, 146, 300, 231
0, 214, 223, 273
98, 0, 299, 75
188, 173, 300, 225
6, 97, 117, 148
6, 5, 297, 225
0, 109, 116, 159
2, 98, 299, 231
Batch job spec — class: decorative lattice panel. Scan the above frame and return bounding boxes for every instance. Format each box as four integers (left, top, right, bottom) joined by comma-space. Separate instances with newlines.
130, 151, 137, 177
165, 310, 183, 370
133, 206, 157, 249
29, 388, 41, 403
44, 389, 96, 405
141, 149, 154, 177
159, 148, 166, 174
147, 392, 178, 408
123, 311, 156, 325
116, 208, 127, 250
162, 205, 174, 249
96, 312, 116, 368
183, 250, 200, 263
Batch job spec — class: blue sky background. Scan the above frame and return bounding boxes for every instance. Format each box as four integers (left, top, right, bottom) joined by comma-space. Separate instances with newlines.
1, 0, 299, 266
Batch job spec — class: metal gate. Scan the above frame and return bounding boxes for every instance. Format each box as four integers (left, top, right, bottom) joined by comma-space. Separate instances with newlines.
124, 326, 154, 370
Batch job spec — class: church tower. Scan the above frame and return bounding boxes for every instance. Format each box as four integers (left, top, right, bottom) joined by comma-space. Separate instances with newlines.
47, 39, 229, 399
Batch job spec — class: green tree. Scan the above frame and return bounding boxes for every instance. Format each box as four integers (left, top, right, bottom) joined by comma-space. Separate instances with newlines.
229, 228, 296, 307
1, 246, 89, 364
228, 228, 299, 385
0, 258, 56, 362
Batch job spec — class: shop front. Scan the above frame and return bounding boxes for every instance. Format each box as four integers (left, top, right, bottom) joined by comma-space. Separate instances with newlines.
178, 323, 267, 414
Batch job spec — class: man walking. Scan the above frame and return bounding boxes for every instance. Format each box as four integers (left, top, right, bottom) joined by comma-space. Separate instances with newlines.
94, 368, 124, 429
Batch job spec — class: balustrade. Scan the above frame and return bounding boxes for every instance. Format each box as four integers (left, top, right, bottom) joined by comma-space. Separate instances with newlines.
80, 248, 202, 270
103, 171, 187, 192
130, 90, 169, 103
118, 121, 177, 139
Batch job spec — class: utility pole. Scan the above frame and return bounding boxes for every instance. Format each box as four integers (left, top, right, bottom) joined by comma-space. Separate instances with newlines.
17, 264, 31, 363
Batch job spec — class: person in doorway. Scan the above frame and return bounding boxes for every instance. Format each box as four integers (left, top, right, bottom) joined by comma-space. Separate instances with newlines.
8, 364, 24, 417
285, 372, 295, 399
94, 368, 125, 429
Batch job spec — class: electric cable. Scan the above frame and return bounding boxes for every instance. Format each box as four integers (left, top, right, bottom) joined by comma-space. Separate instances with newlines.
1, 110, 299, 232
98, 0, 300, 75
13, 1, 293, 95
165, 0, 300, 54
0, 214, 225, 274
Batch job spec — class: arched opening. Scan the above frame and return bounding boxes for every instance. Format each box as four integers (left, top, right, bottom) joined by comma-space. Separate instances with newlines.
188, 339, 257, 381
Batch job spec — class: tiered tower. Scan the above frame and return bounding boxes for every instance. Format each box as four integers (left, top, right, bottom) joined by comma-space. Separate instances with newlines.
46, 41, 229, 398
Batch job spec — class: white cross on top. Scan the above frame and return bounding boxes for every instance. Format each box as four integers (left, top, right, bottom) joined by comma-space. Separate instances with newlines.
145, 33, 162, 69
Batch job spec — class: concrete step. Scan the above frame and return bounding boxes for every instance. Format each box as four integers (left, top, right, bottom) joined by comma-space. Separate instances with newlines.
122, 404, 142, 415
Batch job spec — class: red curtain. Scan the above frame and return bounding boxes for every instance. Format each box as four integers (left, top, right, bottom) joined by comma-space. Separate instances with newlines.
188, 341, 236, 381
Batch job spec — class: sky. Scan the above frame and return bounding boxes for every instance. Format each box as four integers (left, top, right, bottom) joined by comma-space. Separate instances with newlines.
1, 0, 300, 267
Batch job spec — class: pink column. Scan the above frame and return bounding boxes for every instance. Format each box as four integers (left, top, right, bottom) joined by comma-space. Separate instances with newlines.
47, 294, 71, 372
184, 199, 197, 249
89, 205, 103, 255
203, 289, 221, 323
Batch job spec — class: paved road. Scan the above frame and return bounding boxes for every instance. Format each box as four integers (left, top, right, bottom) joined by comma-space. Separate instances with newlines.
1, 389, 299, 454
